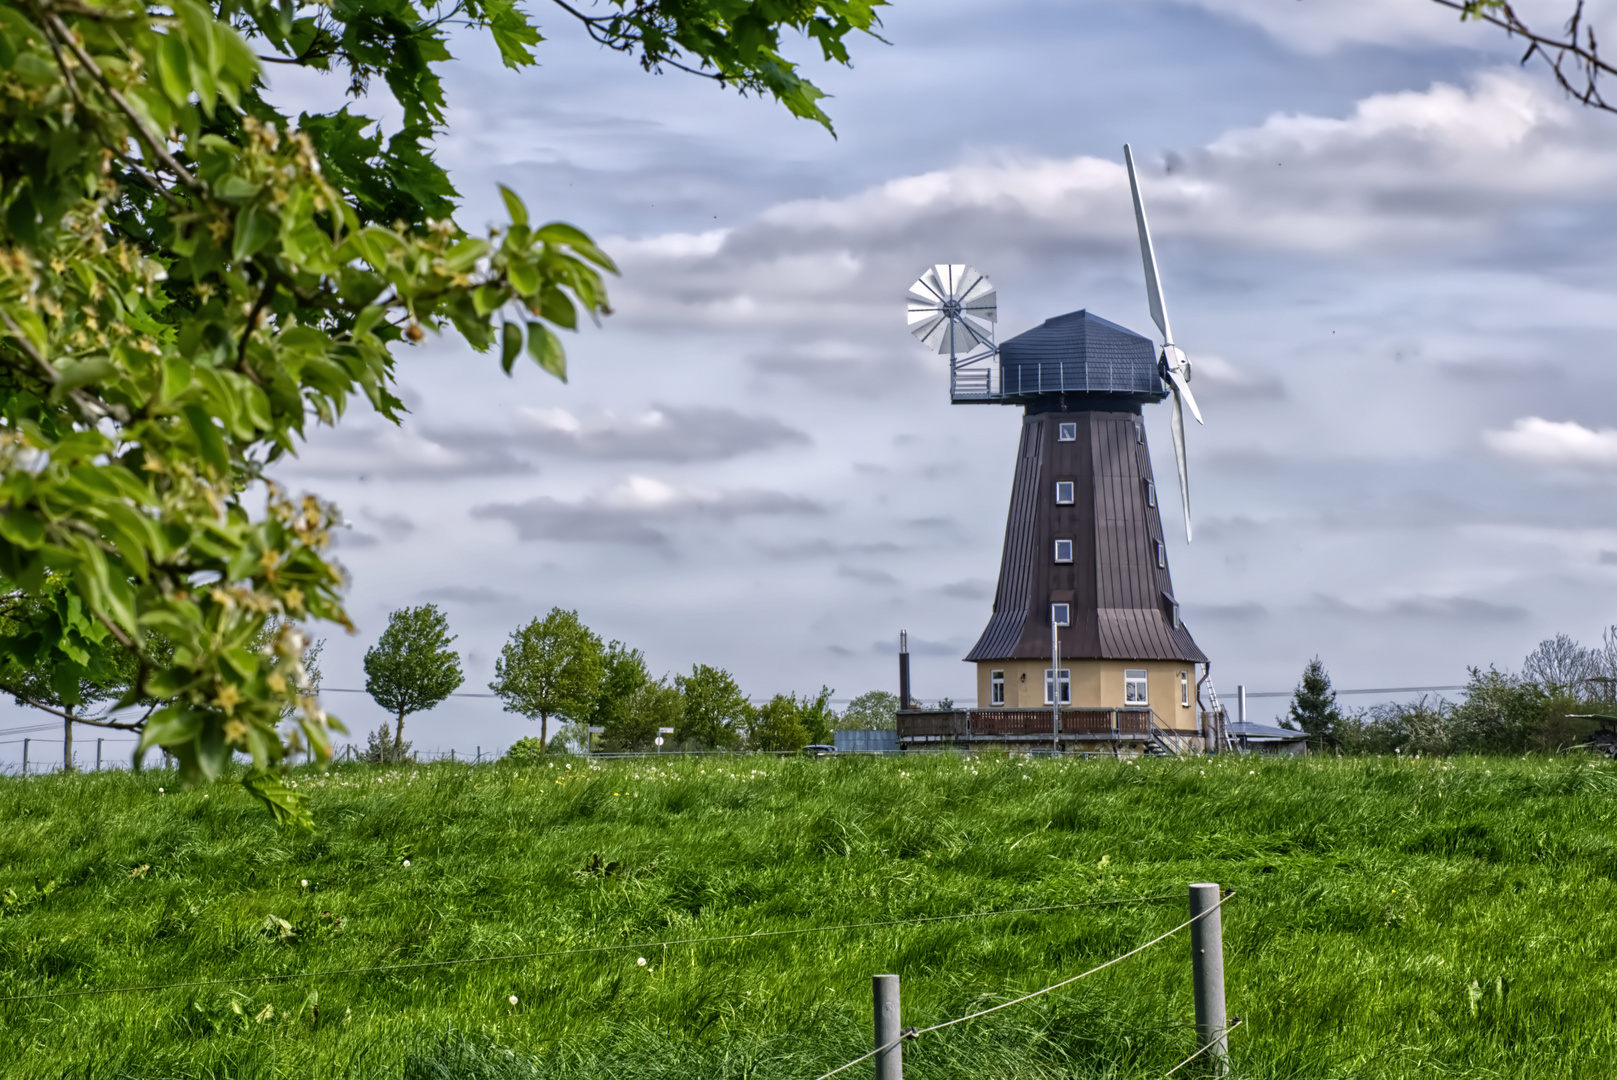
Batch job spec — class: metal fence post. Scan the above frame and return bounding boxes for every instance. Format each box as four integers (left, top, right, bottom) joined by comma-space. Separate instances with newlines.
21, 738, 28, 776
1189, 882, 1229, 1075
872, 974, 903, 1080
96, 738, 103, 772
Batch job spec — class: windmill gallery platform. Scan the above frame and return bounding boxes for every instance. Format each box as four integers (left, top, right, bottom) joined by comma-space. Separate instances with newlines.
897, 149, 1219, 757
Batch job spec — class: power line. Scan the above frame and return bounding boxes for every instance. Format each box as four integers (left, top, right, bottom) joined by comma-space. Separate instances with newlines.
1242, 684, 1464, 700
0, 893, 1178, 1005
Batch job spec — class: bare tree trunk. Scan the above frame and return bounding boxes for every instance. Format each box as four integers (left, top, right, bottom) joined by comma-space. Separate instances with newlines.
63, 707, 74, 773
541, 711, 549, 747
395, 709, 406, 763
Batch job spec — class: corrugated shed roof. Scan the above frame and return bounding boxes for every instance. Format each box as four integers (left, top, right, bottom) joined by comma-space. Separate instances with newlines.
998, 311, 1166, 400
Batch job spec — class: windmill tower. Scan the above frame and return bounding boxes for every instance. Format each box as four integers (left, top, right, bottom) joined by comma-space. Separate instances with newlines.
907, 147, 1208, 743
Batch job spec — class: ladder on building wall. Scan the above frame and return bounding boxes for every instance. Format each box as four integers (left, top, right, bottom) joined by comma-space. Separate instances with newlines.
1202, 675, 1235, 753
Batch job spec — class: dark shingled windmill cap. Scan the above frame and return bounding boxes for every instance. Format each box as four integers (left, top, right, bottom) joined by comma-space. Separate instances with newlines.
997, 309, 1166, 402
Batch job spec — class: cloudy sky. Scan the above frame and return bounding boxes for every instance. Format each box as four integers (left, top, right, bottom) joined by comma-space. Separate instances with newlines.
18, 0, 1617, 763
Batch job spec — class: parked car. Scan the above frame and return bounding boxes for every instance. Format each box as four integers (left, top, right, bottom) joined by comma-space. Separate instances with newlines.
802, 744, 837, 757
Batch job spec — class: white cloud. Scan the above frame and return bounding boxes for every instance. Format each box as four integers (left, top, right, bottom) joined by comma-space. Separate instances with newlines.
1484, 417, 1617, 468
515, 404, 808, 460
1174, 0, 1483, 52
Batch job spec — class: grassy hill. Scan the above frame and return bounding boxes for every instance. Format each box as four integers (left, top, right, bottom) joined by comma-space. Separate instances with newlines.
3, 752, 1617, 1079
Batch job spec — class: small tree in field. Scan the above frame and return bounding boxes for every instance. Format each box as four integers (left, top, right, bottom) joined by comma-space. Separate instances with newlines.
675, 665, 750, 749
841, 691, 898, 730
489, 609, 605, 746
364, 605, 464, 753
1288, 656, 1344, 750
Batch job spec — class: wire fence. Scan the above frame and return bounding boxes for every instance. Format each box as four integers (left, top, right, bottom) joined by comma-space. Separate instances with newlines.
811, 891, 1233, 1080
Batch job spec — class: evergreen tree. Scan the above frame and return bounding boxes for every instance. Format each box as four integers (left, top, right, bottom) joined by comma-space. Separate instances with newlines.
1288, 656, 1344, 749
363, 605, 464, 752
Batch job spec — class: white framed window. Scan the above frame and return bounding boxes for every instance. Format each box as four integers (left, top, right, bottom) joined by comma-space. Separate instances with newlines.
1180, 671, 1190, 707
1051, 602, 1070, 626
1124, 668, 1148, 705
990, 670, 1005, 706
1055, 481, 1075, 505
1057, 422, 1077, 442
1134, 421, 1143, 444
1054, 538, 1073, 563
1171, 600, 1181, 629
1145, 479, 1156, 508
1044, 668, 1071, 705
1155, 540, 1166, 568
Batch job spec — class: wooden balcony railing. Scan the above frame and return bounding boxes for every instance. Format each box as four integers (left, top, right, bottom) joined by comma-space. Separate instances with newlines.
896, 708, 1161, 740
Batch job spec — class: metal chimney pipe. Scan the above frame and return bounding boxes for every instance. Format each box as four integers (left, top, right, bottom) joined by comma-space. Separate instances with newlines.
898, 631, 911, 711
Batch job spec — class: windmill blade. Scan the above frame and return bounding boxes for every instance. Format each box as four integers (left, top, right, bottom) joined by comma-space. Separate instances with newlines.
1168, 389, 1192, 543
1163, 360, 1204, 425
1123, 144, 1173, 346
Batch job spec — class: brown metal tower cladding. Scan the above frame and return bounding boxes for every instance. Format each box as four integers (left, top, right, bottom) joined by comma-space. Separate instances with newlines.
965, 406, 1205, 666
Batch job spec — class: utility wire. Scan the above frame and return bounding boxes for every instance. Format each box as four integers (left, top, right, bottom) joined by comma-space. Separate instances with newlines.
1242, 685, 1463, 699
0, 893, 1178, 1005
812, 892, 1234, 1080
1162, 1017, 1244, 1077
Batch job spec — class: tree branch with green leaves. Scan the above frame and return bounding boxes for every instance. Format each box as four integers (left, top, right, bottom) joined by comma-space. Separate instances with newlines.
0, 0, 883, 825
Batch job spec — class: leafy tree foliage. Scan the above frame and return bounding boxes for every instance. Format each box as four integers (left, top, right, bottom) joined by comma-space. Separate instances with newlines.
590, 640, 649, 737
1286, 656, 1343, 747
839, 690, 897, 730
674, 664, 749, 749
750, 693, 809, 751
0, 0, 882, 823
363, 603, 464, 747
489, 608, 604, 746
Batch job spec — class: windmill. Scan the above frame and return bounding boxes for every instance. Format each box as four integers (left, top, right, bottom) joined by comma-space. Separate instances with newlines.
906, 145, 1210, 749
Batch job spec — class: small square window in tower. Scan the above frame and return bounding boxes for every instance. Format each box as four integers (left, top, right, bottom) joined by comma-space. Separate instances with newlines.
1155, 540, 1166, 568
1180, 671, 1190, 707
1054, 538, 1073, 563
1044, 668, 1071, 705
1051, 602, 1070, 626
1145, 479, 1156, 507
1124, 668, 1148, 705
1055, 481, 1075, 505
990, 669, 1005, 705
1057, 422, 1077, 442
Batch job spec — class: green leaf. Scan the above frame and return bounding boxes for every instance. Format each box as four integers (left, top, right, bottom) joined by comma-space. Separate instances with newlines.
526, 322, 565, 382
138, 705, 204, 757
539, 286, 577, 330
51, 356, 115, 399
506, 257, 538, 295
242, 770, 313, 830
498, 184, 528, 228
156, 33, 191, 105
233, 204, 276, 261
182, 404, 230, 476
500, 322, 522, 375
0, 510, 46, 550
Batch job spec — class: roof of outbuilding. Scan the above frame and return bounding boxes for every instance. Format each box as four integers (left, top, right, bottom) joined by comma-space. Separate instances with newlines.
1226, 720, 1310, 740
998, 310, 1165, 400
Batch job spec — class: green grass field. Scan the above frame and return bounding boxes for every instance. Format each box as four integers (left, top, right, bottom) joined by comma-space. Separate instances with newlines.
4, 752, 1617, 1079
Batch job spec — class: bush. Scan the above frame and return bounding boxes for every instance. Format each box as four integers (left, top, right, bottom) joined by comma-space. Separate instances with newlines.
503, 737, 548, 764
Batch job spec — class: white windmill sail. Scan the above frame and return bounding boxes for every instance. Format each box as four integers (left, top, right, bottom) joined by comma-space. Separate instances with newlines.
1124, 144, 1203, 543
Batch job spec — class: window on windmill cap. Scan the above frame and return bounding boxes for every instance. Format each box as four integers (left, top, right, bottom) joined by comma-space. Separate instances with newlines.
1144, 479, 1156, 507
1057, 422, 1077, 442
1055, 481, 1075, 505
1155, 540, 1166, 568
1054, 539, 1073, 563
